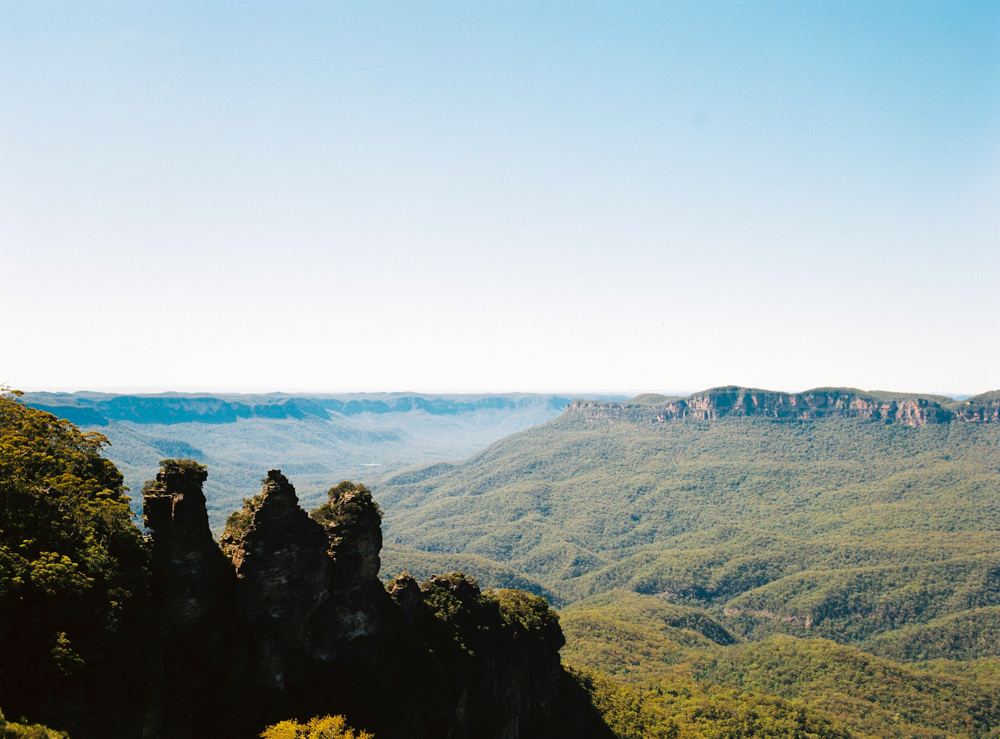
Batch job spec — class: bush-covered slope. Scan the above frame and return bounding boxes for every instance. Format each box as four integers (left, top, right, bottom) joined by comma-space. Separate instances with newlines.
698, 636, 1000, 738
866, 606, 1000, 662
571, 667, 855, 739
378, 395, 1000, 647
560, 591, 1000, 739
559, 591, 735, 683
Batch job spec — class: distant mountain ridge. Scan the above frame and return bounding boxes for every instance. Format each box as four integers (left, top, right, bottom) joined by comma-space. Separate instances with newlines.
21, 391, 582, 426
17, 391, 626, 531
379, 385, 1000, 649
570, 386, 1000, 426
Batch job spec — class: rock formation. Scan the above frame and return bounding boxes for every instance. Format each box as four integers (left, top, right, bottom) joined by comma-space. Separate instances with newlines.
568, 386, 1000, 427
143, 460, 235, 634
222, 470, 336, 690
141, 463, 606, 739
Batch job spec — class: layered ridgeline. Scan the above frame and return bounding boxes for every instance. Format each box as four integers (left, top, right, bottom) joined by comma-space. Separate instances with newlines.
8, 388, 1000, 738
20, 392, 623, 531
380, 386, 1000, 636
0, 392, 609, 739
379, 386, 1000, 737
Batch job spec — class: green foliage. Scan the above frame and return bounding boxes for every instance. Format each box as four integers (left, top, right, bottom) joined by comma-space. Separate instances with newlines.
420, 572, 484, 636
140, 458, 207, 495
310, 481, 381, 528
717, 553, 1000, 644
560, 590, 1000, 738
0, 389, 148, 711
909, 657, 1000, 685
570, 669, 679, 739
221, 491, 265, 548
379, 413, 1000, 649
697, 636, 1000, 738
381, 544, 560, 603
260, 714, 373, 739
570, 668, 853, 739
415, 572, 561, 658
866, 606, 1000, 662
494, 588, 559, 633
0, 710, 68, 739
560, 591, 735, 683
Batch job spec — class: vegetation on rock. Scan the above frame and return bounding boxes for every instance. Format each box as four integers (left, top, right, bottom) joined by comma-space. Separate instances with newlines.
310, 481, 381, 528
220, 489, 265, 554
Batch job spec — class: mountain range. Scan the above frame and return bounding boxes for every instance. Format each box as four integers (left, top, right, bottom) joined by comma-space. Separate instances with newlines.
13, 384, 1000, 738
20, 391, 624, 530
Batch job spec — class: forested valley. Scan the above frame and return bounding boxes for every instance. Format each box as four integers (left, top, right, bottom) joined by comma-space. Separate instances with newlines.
4, 386, 1000, 738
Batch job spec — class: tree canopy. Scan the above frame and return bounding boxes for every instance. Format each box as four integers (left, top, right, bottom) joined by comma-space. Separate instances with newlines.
0, 389, 149, 724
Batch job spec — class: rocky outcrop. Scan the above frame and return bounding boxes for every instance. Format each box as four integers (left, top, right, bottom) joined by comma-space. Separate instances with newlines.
220, 470, 337, 689
568, 386, 1000, 427
311, 481, 388, 645
388, 573, 425, 624
143, 460, 235, 633
142, 464, 604, 739
142, 459, 242, 739
391, 574, 575, 739
954, 392, 1000, 423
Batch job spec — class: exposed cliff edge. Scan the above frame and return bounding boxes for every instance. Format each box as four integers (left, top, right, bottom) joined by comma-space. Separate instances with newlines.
141, 463, 607, 739
567, 387, 1000, 427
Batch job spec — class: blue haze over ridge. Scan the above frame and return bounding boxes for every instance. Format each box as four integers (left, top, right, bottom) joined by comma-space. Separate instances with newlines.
21, 391, 625, 531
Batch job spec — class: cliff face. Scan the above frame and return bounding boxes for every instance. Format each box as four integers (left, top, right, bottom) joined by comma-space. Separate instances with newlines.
226, 471, 337, 689
394, 574, 571, 739
954, 392, 1000, 422
143, 460, 235, 633
568, 387, 999, 427
142, 465, 604, 739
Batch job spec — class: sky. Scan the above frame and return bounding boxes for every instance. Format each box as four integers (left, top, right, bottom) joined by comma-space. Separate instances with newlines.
1, 1, 998, 395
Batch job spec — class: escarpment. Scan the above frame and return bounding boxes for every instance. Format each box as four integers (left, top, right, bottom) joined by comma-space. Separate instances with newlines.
141, 463, 605, 739
568, 386, 1000, 427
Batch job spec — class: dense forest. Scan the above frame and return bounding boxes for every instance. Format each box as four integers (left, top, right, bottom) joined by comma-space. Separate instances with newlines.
380, 389, 1000, 630
376, 387, 1000, 737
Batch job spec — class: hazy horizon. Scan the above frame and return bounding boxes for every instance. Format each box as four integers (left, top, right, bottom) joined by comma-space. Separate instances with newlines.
13, 385, 984, 400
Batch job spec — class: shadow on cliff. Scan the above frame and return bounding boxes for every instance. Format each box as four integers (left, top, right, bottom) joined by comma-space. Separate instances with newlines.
141, 460, 612, 739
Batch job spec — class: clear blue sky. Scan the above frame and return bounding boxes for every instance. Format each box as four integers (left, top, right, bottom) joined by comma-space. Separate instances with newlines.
2, 1, 997, 394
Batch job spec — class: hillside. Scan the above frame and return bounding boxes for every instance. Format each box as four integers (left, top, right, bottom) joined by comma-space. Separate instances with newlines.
378, 386, 1000, 648
20, 391, 623, 530
560, 591, 1000, 738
